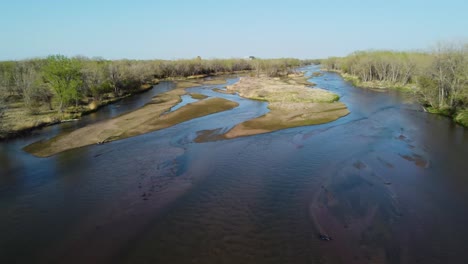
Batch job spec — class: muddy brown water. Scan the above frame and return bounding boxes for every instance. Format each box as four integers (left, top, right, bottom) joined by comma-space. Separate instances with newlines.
1, 66, 468, 264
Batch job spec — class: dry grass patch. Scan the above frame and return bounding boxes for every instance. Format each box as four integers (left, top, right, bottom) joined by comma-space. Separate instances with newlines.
0, 101, 64, 139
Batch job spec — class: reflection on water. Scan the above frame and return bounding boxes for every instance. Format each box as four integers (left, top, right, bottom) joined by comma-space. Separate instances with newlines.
1, 66, 468, 264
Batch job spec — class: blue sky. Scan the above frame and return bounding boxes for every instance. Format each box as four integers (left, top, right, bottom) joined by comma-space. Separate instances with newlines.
1, 0, 467, 60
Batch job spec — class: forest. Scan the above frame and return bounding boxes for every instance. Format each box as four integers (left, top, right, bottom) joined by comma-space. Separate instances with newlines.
322, 42, 468, 126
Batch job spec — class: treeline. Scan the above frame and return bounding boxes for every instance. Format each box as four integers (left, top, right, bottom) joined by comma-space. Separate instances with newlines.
322, 43, 468, 124
0, 56, 302, 115
323, 51, 431, 85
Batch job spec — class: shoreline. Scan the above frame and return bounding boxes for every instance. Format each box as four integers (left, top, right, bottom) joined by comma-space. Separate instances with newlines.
324, 69, 415, 91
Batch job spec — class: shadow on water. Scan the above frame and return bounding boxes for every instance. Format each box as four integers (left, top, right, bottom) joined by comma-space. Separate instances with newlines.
1, 66, 468, 264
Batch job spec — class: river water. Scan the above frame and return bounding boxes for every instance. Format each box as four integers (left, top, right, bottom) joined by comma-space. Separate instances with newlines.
1, 66, 467, 264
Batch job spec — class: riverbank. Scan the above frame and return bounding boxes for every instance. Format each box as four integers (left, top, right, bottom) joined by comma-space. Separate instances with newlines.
425, 107, 468, 127
196, 74, 349, 141
326, 69, 468, 127
0, 83, 156, 140
326, 69, 415, 91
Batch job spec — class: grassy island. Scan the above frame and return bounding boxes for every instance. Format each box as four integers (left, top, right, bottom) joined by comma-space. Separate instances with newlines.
196, 74, 349, 141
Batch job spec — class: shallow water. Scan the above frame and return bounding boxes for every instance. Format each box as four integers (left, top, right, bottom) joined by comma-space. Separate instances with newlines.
169, 94, 199, 112
1, 66, 468, 264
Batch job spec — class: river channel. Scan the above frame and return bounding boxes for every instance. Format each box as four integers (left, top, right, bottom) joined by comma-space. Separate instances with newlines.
1, 65, 467, 264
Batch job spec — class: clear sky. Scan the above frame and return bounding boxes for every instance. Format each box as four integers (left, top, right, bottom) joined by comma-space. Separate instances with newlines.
1, 0, 467, 60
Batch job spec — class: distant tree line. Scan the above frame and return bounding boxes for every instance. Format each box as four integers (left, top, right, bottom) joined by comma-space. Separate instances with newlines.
322, 42, 468, 118
0, 56, 302, 115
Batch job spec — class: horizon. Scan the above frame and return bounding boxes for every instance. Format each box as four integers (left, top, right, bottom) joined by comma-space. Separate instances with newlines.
1, 0, 467, 61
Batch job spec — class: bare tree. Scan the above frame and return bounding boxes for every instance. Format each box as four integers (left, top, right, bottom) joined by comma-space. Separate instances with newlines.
81, 61, 108, 101
429, 42, 468, 109
0, 86, 6, 134
11, 61, 39, 108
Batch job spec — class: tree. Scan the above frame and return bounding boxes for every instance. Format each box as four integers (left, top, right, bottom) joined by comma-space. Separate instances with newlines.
433, 43, 468, 109
11, 61, 40, 110
417, 42, 468, 110
42, 55, 83, 112
106, 61, 126, 96
0, 61, 14, 97
81, 60, 110, 101
0, 63, 11, 129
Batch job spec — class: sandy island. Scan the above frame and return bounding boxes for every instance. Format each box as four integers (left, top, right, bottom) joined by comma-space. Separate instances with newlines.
196, 74, 349, 141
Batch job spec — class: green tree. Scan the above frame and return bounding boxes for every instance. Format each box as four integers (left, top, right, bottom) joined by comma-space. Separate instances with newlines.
42, 55, 83, 112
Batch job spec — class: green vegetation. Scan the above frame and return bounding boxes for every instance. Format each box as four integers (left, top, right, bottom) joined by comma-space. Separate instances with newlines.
43, 55, 83, 112
454, 109, 468, 127
322, 42, 468, 126
0, 56, 303, 138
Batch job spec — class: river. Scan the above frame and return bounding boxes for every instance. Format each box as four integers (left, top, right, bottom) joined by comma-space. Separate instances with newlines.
1, 65, 467, 264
